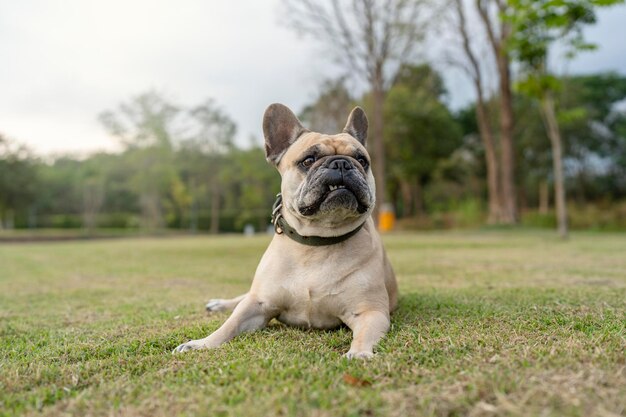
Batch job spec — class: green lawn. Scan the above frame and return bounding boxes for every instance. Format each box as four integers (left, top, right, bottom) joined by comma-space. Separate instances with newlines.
1, 231, 624, 417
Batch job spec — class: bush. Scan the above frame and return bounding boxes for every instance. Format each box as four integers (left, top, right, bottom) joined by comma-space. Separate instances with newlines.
46, 214, 82, 229
396, 198, 485, 230
521, 211, 557, 228
521, 201, 626, 231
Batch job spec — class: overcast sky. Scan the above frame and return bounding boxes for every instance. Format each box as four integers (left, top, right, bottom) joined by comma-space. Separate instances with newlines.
1, 1, 625, 156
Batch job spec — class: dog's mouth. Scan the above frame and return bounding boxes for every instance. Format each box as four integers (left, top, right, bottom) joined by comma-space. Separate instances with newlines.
298, 180, 369, 216
327, 183, 349, 194
324, 184, 356, 204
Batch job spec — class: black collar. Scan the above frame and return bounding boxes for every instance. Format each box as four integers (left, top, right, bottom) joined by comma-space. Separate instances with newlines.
271, 193, 365, 246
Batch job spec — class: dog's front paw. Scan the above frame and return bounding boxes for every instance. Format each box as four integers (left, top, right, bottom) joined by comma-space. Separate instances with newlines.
172, 340, 205, 354
344, 350, 375, 360
205, 299, 229, 312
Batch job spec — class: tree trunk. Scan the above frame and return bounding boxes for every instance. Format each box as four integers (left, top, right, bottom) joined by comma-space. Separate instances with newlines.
412, 181, 424, 216
400, 180, 412, 217
83, 181, 104, 233
519, 183, 528, 211
210, 179, 220, 235
575, 172, 586, 204
541, 92, 568, 239
497, 53, 518, 224
454, 0, 503, 225
371, 68, 386, 224
475, 91, 503, 224
189, 200, 198, 233
539, 180, 549, 215
28, 206, 37, 229
140, 192, 163, 230
189, 179, 198, 233
475, 0, 517, 224
5, 209, 14, 230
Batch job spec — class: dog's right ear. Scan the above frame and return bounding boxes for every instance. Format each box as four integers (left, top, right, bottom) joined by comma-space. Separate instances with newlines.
263, 103, 308, 165
343, 107, 368, 145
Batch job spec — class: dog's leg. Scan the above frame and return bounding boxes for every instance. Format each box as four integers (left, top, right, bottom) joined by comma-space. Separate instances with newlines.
205, 292, 248, 312
343, 310, 390, 359
173, 294, 271, 353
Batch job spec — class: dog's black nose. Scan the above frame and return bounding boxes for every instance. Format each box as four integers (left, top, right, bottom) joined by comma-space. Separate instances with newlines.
327, 157, 353, 171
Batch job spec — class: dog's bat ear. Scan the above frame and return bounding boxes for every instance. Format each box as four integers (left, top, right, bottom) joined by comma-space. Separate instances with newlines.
343, 107, 368, 146
263, 103, 308, 165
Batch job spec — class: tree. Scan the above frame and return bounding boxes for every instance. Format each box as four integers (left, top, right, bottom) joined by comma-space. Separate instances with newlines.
448, 0, 504, 224
283, 0, 433, 220
35, 158, 83, 227
383, 64, 462, 216
99, 91, 180, 229
474, 0, 518, 224
0, 135, 39, 229
98, 91, 180, 149
80, 160, 106, 233
564, 73, 626, 199
180, 100, 237, 234
220, 145, 281, 231
507, 0, 624, 238
515, 73, 626, 209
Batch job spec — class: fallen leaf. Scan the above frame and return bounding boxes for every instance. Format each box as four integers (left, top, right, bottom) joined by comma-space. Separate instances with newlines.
343, 374, 372, 387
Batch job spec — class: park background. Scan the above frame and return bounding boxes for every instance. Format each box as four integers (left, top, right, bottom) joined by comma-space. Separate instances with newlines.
1, 2, 626, 417
2, 0, 626, 237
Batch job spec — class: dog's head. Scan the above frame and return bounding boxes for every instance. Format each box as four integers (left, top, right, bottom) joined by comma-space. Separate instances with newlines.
263, 103, 375, 237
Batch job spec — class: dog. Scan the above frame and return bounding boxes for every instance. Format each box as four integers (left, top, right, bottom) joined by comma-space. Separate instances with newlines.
173, 103, 397, 359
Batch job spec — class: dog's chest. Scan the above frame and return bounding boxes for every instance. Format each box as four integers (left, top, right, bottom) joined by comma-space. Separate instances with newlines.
275, 278, 345, 329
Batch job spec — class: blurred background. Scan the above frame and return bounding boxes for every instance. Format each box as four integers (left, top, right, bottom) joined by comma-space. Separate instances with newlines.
1, 0, 626, 239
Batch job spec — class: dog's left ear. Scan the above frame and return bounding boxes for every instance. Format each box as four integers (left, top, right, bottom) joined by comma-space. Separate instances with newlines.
343, 107, 368, 145
263, 103, 308, 165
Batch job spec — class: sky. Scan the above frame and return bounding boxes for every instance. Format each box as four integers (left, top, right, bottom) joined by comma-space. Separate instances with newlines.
1, 0, 626, 157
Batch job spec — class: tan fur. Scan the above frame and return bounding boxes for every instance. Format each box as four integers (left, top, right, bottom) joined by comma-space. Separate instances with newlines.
174, 106, 397, 359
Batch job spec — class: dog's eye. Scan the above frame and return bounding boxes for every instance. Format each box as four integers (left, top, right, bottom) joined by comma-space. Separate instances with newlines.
357, 157, 368, 168
301, 156, 315, 168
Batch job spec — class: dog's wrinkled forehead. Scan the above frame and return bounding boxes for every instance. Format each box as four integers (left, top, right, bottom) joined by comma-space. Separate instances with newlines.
280, 132, 367, 169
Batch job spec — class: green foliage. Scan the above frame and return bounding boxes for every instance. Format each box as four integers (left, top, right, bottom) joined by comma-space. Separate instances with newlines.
458, 72, 626, 209
524, 202, 626, 230
385, 65, 461, 181
553, 74, 626, 197
97, 92, 244, 231
508, 0, 624, 97
515, 73, 561, 97
521, 211, 558, 228
219, 146, 280, 231
3, 66, 626, 231
0, 136, 39, 227
99, 93, 186, 229
0, 91, 276, 232
383, 64, 463, 216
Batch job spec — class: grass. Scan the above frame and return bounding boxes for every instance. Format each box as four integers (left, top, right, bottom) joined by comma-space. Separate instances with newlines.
0, 231, 624, 417
0, 228, 182, 243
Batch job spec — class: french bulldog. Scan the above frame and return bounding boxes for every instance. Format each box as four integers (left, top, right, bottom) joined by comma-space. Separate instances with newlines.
173, 103, 397, 359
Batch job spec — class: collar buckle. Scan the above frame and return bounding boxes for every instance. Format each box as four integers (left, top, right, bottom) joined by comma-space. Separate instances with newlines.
271, 193, 284, 235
